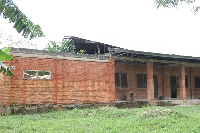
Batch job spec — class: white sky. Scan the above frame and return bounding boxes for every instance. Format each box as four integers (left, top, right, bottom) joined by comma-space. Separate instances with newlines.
1, 0, 200, 57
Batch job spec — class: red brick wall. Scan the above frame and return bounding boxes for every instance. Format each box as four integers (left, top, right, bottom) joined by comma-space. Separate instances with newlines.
0, 56, 115, 105
147, 62, 154, 101
163, 65, 191, 99
115, 62, 194, 101
179, 64, 186, 100
115, 62, 133, 100
2, 55, 200, 105
0, 73, 4, 104
115, 62, 164, 100
0, 62, 12, 105
153, 65, 164, 98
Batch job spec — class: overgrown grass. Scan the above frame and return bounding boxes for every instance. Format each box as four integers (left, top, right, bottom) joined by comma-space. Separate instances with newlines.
1, 105, 200, 132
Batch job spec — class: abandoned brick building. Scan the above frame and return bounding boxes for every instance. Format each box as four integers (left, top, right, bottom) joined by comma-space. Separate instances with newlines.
1, 36, 200, 105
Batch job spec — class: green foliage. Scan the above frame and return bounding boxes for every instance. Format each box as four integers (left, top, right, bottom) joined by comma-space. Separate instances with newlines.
0, 47, 13, 61
38, 71, 50, 76
77, 49, 86, 54
0, 47, 13, 76
0, 0, 44, 39
60, 39, 75, 52
155, 0, 200, 13
44, 39, 75, 52
1, 105, 200, 132
0, 65, 13, 76
0, 0, 44, 76
193, 6, 200, 13
44, 41, 60, 52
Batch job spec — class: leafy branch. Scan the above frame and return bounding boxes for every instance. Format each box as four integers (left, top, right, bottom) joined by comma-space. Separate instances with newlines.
155, 0, 200, 13
44, 39, 75, 52
0, 0, 44, 39
0, 47, 13, 76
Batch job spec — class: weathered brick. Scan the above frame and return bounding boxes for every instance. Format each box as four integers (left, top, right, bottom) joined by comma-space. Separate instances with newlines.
0, 56, 115, 105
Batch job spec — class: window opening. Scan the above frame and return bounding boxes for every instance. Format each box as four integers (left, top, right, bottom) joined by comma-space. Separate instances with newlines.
23, 70, 51, 79
137, 74, 147, 88
115, 73, 128, 88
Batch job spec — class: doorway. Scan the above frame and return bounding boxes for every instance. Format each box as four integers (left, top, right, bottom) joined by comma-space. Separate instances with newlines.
154, 75, 158, 98
170, 76, 179, 98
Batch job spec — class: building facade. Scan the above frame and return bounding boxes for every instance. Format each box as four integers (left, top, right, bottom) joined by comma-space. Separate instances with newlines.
1, 38, 200, 105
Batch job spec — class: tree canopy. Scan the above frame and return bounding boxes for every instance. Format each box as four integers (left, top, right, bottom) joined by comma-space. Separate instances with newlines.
0, 0, 44, 76
44, 39, 75, 53
155, 0, 200, 13
0, 0, 44, 39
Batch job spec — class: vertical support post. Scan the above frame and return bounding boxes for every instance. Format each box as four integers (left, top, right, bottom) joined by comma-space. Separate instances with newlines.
162, 65, 165, 98
54, 59, 58, 104
147, 62, 154, 102
179, 64, 186, 101
190, 67, 195, 99
109, 57, 115, 102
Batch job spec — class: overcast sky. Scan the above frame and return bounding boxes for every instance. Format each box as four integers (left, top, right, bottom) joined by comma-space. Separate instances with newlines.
1, 0, 200, 57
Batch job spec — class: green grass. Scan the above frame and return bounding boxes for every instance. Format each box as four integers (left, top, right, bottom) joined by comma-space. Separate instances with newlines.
1, 105, 200, 133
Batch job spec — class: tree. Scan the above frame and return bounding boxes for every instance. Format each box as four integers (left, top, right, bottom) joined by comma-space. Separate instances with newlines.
0, 0, 44, 76
44, 39, 75, 53
155, 0, 200, 13
0, 0, 44, 39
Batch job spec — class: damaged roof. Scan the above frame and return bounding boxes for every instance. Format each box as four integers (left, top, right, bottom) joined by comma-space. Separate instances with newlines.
109, 48, 200, 63
64, 36, 119, 54
64, 36, 200, 64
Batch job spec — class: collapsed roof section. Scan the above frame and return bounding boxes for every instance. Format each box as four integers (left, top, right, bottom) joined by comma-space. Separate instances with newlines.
64, 36, 119, 54
64, 36, 200, 65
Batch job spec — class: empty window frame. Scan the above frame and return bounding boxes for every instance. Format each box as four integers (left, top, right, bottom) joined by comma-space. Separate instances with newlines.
195, 76, 200, 88
137, 74, 147, 88
23, 70, 51, 80
115, 73, 129, 88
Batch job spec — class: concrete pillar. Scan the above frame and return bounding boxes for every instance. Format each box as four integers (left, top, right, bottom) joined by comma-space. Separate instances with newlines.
109, 57, 115, 102
53, 59, 58, 104
162, 65, 166, 98
179, 64, 186, 100
190, 68, 195, 99
147, 62, 154, 101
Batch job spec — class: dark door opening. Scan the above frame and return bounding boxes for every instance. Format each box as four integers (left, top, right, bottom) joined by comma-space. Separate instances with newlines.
154, 75, 158, 98
170, 76, 179, 98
